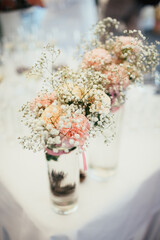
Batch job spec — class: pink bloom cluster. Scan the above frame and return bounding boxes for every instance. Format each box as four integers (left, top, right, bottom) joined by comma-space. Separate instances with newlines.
114, 36, 141, 60
30, 93, 56, 111
61, 114, 90, 147
82, 48, 112, 71
81, 48, 130, 111
81, 35, 143, 112
104, 64, 130, 89
35, 97, 90, 149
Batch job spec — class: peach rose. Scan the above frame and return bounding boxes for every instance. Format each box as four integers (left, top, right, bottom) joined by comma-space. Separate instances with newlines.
104, 64, 130, 89
58, 82, 82, 100
41, 104, 62, 126
82, 48, 112, 71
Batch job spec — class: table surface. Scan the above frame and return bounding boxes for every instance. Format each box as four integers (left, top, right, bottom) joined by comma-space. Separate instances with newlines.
1, 81, 160, 239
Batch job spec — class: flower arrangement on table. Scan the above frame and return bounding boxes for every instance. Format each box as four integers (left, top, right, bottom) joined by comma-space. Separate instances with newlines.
19, 45, 112, 160
19, 46, 113, 208
79, 18, 159, 112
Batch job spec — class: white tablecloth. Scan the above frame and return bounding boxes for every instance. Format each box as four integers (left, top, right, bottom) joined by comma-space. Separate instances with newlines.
0, 84, 160, 240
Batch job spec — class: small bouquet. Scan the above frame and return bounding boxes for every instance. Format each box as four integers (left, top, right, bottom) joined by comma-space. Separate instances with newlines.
19, 46, 113, 213
80, 18, 159, 111
19, 45, 112, 159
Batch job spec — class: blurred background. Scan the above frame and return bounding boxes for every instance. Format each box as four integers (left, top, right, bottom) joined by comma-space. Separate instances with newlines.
0, 0, 160, 81
0, 0, 160, 68
0, 0, 160, 59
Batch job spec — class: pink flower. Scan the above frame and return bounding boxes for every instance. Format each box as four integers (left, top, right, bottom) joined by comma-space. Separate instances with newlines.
109, 86, 122, 113
82, 48, 112, 71
61, 114, 90, 147
104, 64, 130, 89
42, 105, 90, 147
114, 36, 141, 59
30, 93, 56, 111
111, 105, 121, 113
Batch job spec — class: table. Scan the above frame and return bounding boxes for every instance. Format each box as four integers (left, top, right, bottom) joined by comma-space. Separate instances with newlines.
0, 85, 160, 240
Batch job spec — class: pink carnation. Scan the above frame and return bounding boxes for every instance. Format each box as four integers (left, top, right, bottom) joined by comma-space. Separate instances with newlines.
42, 105, 90, 147
82, 48, 112, 71
114, 36, 141, 59
30, 93, 56, 111
104, 64, 130, 89
60, 114, 90, 147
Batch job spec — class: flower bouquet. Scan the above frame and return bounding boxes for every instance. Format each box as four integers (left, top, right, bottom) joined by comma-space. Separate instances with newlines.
19, 45, 112, 214
79, 18, 159, 180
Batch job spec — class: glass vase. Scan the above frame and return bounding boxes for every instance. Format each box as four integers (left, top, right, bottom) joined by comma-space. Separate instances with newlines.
46, 148, 79, 215
87, 106, 124, 181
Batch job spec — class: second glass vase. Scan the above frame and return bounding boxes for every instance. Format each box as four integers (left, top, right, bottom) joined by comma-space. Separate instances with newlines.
87, 106, 124, 181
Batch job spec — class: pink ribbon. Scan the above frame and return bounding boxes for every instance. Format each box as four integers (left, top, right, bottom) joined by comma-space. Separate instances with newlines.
81, 147, 87, 171
111, 105, 121, 113
45, 148, 70, 156
46, 147, 87, 171
82, 151, 87, 171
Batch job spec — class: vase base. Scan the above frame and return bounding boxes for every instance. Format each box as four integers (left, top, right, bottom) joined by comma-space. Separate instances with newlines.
88, 166, 117, 181
51, 198, 78, 215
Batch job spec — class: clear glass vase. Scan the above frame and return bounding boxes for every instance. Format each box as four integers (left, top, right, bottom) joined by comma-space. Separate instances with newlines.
88, 106, 124, 181
46, 148, 79, 215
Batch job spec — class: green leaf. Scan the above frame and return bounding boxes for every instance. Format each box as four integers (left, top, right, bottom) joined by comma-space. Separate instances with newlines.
45, 153, 59, 162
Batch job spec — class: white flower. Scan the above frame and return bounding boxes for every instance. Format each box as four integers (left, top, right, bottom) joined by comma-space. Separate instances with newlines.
66, 122, 72, 128
46, 112, 52, 118
53, 148, 58, 153
69, 139, 75, 145
74, 141, 79, 146
75, 134, 80, 139
46, 124, 53, 130
55, 136, 61, 144
50, 129, 59, 135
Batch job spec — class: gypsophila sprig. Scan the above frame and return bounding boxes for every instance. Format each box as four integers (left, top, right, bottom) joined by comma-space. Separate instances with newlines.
27, 44, 60, 81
